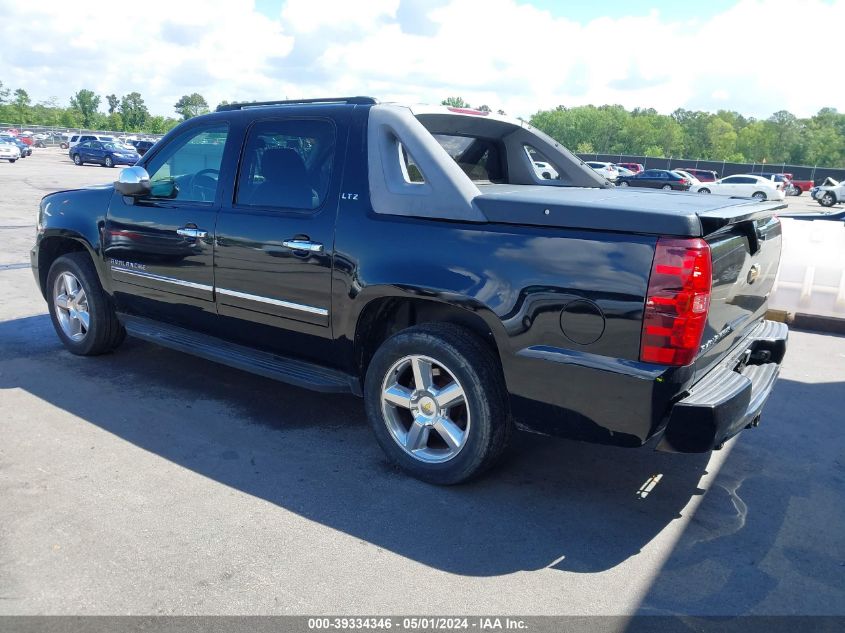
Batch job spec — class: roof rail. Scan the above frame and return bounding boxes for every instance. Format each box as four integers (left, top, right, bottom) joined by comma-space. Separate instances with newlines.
216, 96, 377, 112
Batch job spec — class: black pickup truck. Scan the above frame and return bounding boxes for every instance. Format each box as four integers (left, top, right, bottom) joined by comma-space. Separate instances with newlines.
31, 97, 788, 484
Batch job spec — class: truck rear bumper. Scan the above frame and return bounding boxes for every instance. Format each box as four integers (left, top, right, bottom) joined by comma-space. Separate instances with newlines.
657, 320, 788, 453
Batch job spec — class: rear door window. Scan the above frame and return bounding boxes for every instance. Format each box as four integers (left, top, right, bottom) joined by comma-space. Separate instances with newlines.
235, 118, 336, 211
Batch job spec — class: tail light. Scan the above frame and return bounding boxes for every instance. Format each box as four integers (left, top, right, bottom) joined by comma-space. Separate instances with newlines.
640, 237, 712, 366
679, 178, 689, 185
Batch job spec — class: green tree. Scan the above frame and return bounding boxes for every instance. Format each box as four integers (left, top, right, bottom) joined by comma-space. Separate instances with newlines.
119, 92, 149, 131
441, 96, 469, 108
0, 80, 10, 104
70, 89, 101, 128
106, 94, 119, 114
13, 88, 30, 124
174, 93, 210, 120
705, 118, 737, 160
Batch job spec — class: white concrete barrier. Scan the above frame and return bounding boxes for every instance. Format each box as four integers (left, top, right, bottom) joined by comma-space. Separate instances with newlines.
769, 217, 845, 318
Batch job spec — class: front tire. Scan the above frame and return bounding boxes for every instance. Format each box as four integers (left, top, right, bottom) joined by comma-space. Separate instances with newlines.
364, 323, 511, 484
8, 158, 15, 163
618, 181, 629, 187
46, 253, 125, 356
72, 154, 82, 165
820, 192, 836, 207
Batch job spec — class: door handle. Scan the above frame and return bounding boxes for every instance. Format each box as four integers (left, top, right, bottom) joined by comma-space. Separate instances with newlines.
177, 227, 208, 239
282, 239, 323, 253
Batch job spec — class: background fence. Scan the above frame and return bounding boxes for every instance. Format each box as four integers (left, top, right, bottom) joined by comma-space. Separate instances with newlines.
0, 122, 163, 146
577, 153, 845, 184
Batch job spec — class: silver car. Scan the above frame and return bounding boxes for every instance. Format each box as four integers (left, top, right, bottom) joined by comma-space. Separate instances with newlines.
0, 141, 21, 163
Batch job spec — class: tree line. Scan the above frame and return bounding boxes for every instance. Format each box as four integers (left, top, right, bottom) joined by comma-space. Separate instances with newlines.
0, 81, 214, 134
2, 81, 842, 166
443, 97, 845, 168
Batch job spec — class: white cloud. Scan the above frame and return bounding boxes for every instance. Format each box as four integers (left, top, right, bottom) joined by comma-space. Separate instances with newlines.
0, 0, 842, 121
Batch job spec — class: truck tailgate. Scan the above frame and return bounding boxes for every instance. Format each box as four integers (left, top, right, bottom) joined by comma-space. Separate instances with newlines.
695, 211, 783, 378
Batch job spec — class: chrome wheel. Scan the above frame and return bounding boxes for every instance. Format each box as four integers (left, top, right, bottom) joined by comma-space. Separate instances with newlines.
380, 354, 470, 464
53, 272, 89, 342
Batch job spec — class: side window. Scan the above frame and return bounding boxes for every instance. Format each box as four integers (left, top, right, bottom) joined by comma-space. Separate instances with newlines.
399, 143, 425, 183
235, 118, 335, 211
145, 124, 229, 203
722, 176, 740, 184
524, 145, 560, 180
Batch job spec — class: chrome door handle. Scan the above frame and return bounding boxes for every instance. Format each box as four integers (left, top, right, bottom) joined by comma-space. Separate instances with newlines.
177, 227, 208, 239
282, 239, 323, 253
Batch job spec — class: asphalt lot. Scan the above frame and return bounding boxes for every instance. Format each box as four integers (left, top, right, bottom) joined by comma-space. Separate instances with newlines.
1, 149, 843, 616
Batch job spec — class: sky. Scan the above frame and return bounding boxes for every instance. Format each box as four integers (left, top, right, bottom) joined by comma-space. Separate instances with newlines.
0, 0, 842, 121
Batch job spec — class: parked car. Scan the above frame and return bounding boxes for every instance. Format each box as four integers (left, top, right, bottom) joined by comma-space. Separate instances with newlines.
128, 139, 155, 156
780, 208, 845, 222
673, 169, 701, 185
692, 174, 785, 201
776, 172, 814, 196
616, 162, 644, 174
31, 97, 787, 484
585, 161, 619, 181
614, 165, 635, 177
616, 169, 691, 190
811, 181, 844, 207
70, 140, 141, 167
67, 134, 119, 151
755, 173, 791, 189
676, 168, 719, 182
4, 137, 32, 157
0, 141, 21, 163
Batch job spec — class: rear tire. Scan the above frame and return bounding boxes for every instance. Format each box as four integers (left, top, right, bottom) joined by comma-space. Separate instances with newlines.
752, 191, 767, 201
104, 156, 114, 168
46, 253, 126, 356
364, 323, 511, 485
698, 188, 710, 194
661, 184, 672, 190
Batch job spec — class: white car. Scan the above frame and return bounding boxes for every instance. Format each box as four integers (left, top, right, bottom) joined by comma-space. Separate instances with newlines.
585, 161, 619, 181
673, 169, 701, 186
0, 141, 21, 163
692, 174, 785, 201
67, 134, 119, 150
531, 160, 559, 180
812, 181, 844, 207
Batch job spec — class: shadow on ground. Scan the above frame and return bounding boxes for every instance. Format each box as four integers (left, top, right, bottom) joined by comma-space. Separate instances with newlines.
636, 333, 845, 616
0, 314, 719, 577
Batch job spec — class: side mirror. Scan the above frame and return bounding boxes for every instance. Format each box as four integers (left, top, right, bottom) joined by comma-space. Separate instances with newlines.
115, 166, 151, 196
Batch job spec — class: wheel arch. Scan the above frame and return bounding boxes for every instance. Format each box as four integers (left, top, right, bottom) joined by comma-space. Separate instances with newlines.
36, 234, 104, 301
352, 292, 506, 390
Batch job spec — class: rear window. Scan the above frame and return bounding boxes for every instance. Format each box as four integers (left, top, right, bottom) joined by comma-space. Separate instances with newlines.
432, 134, 505, 182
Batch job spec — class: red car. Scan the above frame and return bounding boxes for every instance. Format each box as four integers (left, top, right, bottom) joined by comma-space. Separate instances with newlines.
617, 162, 643, 173
781, 173, 813, 196
677, 168, 719, 182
